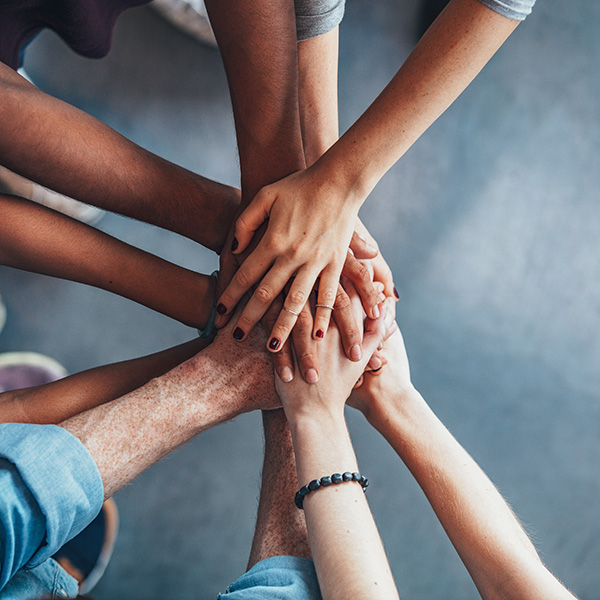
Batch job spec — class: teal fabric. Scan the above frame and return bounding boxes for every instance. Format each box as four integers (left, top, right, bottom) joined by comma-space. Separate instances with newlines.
0, 424, 104, 598
218, 556, 322, 600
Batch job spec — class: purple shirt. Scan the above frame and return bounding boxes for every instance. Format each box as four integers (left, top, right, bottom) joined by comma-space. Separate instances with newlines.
0, 0, 150, 69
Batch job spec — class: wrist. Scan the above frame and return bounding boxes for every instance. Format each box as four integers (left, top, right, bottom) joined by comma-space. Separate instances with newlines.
366, 386, 424, 435
313, 141, 377, 210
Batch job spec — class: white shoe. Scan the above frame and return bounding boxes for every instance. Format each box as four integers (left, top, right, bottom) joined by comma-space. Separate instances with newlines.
151, 0, 217, 46
0, 165, 104, 225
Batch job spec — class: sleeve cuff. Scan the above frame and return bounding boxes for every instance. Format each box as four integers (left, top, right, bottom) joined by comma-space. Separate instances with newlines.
0, 423, 104, 567
295, 0, 346, 42
477, 0, 535, 20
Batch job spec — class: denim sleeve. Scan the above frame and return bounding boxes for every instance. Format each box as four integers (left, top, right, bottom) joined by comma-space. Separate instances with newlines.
295, 0, 345, 42
0, 423, 104, 591
477, 0, 535, 20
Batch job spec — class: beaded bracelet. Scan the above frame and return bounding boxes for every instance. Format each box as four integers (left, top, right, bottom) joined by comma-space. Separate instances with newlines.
294, 472, 369, 510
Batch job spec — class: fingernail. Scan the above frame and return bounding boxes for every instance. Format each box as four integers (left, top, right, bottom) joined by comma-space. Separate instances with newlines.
316, 329, 324, 339
233, 327, 244, 340
371, 304, 380, 319
371, 357, 383, 370
217, 303, 227, 315
393, 287, 399, 300
357, 233, 378, 254
269, 337, 281, 351
372, 365, 383, 373
280, 366, 294, 382
231, 237, 238, 252
305, 368, 319, 383
350, 343, 362, 361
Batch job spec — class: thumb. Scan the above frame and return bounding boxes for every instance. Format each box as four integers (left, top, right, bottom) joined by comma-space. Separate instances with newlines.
349, 230, 379, 260
361, 301, 389, 361
232, 188, 274, 254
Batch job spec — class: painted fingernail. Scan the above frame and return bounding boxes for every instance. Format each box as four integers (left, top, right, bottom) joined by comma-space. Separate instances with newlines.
233, 327, 244, 340
350, 344, 362, 361
393, 287, 399, 300
371, 304, 380, 319
217, 303, 227, 315
280, 366, 294, 382
372, 365, 383, 373
316, 329, 324, 339
269, 337, 281, 351
305, 368, 319, 383
231, 237, 238, 252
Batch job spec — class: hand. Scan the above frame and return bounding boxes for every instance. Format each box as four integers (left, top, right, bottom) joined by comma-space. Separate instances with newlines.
201, 303, 281, 412
275, 292, 395, 420
214, 166, 371, 353
348, 327, 415, 424
353, 217, 398, 301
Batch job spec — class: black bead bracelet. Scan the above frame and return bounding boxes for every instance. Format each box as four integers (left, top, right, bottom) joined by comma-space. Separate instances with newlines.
294, 472, 369, 509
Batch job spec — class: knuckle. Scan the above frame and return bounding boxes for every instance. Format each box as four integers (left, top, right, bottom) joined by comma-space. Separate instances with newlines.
288, 289, 307, 306
264, 232, 286, 254
335, 290, 352, 311
255, 285, 273, 305
298, 350, 316, 367
355, 262, 371, 282
320, 288, 337, 305
234, 268, 253, 289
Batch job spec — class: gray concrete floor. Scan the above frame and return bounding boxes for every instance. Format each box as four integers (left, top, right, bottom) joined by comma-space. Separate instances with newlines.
0, 0, 599, 598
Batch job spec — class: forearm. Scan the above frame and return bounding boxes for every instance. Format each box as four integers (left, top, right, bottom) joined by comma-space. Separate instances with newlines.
0, 338, 208, 425
61, 333, 275, 499
205, 0, 306, 202
370, 390, 576, 600
288, 409, 398, 600
0, 64, 238, 251
313, 0, 519, 201
298, 28, 340, 166
0, 194, 215, 328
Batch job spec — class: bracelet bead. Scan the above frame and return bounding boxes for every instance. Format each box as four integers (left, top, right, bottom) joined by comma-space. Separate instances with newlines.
294, 471, 369, 509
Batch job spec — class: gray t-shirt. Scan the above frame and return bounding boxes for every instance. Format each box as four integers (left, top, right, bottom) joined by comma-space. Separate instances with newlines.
295, 0, 536, 42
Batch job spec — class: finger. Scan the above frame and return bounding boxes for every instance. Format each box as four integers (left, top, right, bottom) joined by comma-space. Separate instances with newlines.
230, 265, 294, 341
262, 297, 295, 382
361, 303, 388, 359
342, 253, 380, 319
312, 266, 340, 341
215, 245, 282, 328
348, 230, 378, 260
291, 303, 319, 383
331, 284, 363, 362
267, 268, 318, 352
372, 255, 397, 301
353, 375, 365, 389
232, 188, 275, 254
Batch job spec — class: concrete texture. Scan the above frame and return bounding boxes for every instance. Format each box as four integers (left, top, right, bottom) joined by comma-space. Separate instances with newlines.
0, 0, 598, 597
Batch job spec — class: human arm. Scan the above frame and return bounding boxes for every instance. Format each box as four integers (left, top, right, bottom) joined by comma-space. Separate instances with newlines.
61, 313, 279, 499
0, 63, 239, 252
0, 193, 215, 329
349, 331, 577, 600
219, 0, 520, 343
0, 337, 210, 425
276, 294, 399, 599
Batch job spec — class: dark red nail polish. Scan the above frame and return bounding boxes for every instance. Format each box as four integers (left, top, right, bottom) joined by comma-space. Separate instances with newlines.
269, 337, 281, 351
233, 327, 244, 340
316, 329, 324, 339
217, 303, 227, 315
231, 237, 239, 252
393, 287, 399, 300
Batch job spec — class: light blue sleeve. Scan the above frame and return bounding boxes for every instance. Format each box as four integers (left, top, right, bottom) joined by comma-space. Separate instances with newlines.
0, 423, 104, 591
477, 0, 536, 20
